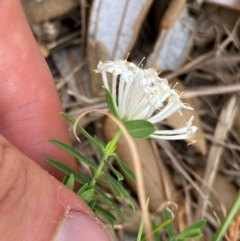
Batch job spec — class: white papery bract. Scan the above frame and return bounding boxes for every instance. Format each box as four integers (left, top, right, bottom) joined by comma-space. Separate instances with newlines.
96, 59, 197, 143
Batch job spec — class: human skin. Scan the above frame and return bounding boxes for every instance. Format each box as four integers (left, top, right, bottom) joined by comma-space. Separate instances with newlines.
0, 1, 111, 240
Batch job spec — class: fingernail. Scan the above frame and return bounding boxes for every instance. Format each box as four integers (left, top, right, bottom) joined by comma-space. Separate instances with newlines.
56, 210, 112, 241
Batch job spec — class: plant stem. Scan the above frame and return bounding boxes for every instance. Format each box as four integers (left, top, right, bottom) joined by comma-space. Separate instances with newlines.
90, 129, 122, 186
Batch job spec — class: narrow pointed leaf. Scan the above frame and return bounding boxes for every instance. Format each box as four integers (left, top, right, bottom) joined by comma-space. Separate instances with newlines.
176, 229, 202, 240
88, 199, 97, 209
212, 193, 240, 241
65, 173, 75, 190
61, 112, 104, 150
49, 139, 97, 169
104, 161, 124, 181
44, 158, 84, 184
96, 178, 121, 198
95, 188, 124, 219
163, 208, 174, 239
137, 218, 144, 241
102, 86, 118, 117
113, 153, 136, 182
77, 183, 89, 196
62, 175, 69, 185
94, 204, 117, 225
80, 189, 94, 204
151, 220, 161, 241
104, 173, 135, 210
123, 119, 156, 138
181, 219, 206, 232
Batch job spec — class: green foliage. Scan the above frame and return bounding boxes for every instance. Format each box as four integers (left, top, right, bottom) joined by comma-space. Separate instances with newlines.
175, 219, 206, 240
103, 172, 135, 210
212, 193, 240, 241
44, 158, 85, 184
46, 113, 207, 239
96, 178, 121, 198
104, 160, 124, 181
136, 218, 145, 241
46, 113, 136, 225
61, 112, 105, 150
94, 204, 117, 225
112, 153, 136, 182
139, 211, 205, 241
65, 173, 75, 190
163, 208, 174, 239
151, 220, 161, 241
49, 139, 97, 169
102, 86, 118, 117
123, 119, 156, 138
95, 188, 124, 219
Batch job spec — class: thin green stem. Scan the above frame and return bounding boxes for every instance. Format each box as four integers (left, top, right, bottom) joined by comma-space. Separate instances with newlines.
212, 193, 240, 241
90, 129, 122, 186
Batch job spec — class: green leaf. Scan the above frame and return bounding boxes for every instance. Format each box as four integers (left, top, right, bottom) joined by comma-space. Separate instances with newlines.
151, 220, 161, 241
95, 188, 124, 219
77, 183, 89, 196
65, 173, 75, 190
123, 119, 156, 138
182, 219, 206, 232
62, 175, 69, 185
80, 189, 94, 203
44, 158, 85, 184
112, 153, 136, 182
61, 112, 104, 150
141, 218, 172, 241
94, 136, 105, 156
88, 199, 97, 209
94, 204, 117, 225
49, 139, 97, 169
137, 218, 144, 241
102, 86, 118, 117
104, 161, 124, 181
103, 173, 135, 210
78, 173, 91, 183
96, 178, 121, 198
176, 229, 202, 240
163, 208, 174, 239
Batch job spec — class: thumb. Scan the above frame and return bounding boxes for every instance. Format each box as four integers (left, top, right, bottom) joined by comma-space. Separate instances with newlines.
0, 135, 112, 241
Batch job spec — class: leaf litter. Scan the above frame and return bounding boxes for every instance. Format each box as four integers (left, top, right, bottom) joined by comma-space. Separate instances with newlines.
21, 0, 240, 240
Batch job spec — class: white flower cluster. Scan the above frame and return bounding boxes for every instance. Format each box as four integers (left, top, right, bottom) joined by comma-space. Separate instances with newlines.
96, 59, 197, 143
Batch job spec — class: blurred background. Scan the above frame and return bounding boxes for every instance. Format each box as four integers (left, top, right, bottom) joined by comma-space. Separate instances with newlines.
21, 0, 240, 240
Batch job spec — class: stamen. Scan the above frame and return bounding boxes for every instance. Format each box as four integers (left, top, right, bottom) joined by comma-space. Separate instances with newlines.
96, 58, 197, 143
172, 82, 178, 89
138, 57, 146, 67
177, 90, 182, 96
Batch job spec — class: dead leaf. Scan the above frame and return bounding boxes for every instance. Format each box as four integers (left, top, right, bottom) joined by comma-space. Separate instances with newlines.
87, 40, 110, 97
21, 0, 78, 24
194, 168, 238, 220
160, 0, 186, 29
205, 0, 240, 11
165, 80, 207, 155
234, 105, 240, 136
228, 210, 240, 241
88, 0, 153, 59
146, 5, 195, 70
196, 95, 239, 218
103, 117, 179, 211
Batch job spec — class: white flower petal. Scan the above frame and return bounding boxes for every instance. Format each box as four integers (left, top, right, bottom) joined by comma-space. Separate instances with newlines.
97, 59, 197, 142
